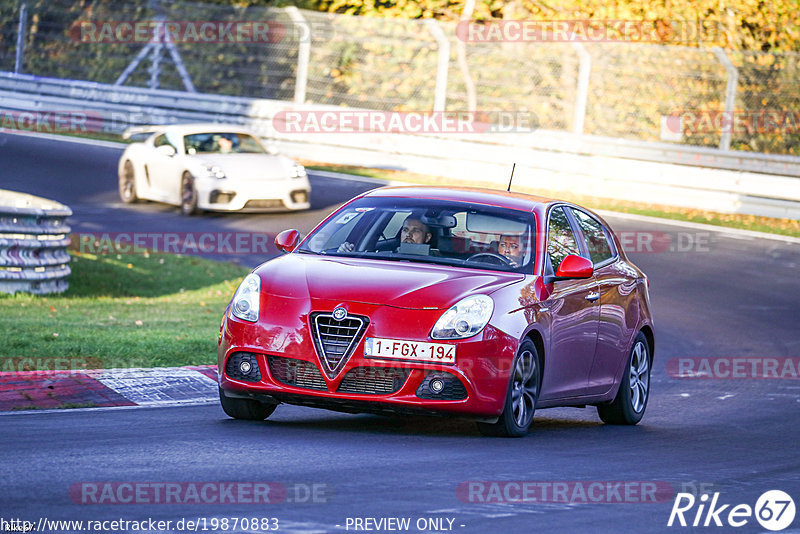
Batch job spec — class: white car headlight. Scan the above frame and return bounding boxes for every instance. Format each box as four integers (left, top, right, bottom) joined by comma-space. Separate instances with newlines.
230, 273, 260, 322
291, 164, 307, 178
431, 295, 494, 340
203, 164, 226, 179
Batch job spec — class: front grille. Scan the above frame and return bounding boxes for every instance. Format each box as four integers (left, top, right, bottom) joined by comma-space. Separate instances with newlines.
268, 355, 327, 391
225, 352, 262, 382
416, 371, 468, 400
337, 367, 411, 395
244, 199, 283, 209
310, 312, 369, 377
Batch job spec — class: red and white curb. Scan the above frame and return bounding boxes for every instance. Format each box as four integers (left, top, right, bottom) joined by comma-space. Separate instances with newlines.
0, 365, 219, 413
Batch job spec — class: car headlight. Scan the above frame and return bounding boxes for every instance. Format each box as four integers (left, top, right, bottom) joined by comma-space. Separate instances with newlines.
203, 165, 226, 179
230, 273, 260, 322
431, 295, 494, 339
290, 164, 307, 178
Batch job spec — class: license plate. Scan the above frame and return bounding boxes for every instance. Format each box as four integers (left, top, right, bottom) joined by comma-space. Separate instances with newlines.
364, 337, 456, 364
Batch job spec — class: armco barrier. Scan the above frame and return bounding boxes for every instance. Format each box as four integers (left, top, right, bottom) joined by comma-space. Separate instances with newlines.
0, 190, 72, 295
1, 72, 800, 220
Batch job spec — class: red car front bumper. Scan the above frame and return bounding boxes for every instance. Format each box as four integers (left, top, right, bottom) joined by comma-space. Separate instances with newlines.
218, 297, 518, 419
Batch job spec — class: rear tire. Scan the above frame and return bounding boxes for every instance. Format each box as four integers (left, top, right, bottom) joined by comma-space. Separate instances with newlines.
219, 388, 277, 421
119, 160, 138, 203
477, 339, 541, 437
597, 332, 650, 425
181, 172, 198, 215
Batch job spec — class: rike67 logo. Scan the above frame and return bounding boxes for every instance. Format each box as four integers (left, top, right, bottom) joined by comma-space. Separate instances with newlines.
668, 490, 796, 531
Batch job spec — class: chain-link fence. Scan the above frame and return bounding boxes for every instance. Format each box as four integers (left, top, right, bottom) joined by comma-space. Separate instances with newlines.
1, 0, 799, 154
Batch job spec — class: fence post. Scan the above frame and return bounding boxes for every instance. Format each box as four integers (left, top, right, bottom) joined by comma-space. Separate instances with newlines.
286, 7, 310, 104
712, 47, 738, 151
571, 42, 591, 135
148, 39, 163, 90
14, 4, 27, 74
425, 19, 449, 112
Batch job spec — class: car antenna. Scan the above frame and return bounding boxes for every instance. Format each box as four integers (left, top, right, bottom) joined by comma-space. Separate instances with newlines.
507, 163, 516, 192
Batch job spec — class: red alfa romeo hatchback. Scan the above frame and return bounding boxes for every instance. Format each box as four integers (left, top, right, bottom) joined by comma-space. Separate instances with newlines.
218, 186, 654, 436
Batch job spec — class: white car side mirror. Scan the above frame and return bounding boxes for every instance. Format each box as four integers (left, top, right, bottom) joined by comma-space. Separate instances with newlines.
155, 145, 177, 157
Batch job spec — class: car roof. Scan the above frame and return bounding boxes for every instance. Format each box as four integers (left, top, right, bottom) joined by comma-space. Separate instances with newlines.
362, 185, 558, 212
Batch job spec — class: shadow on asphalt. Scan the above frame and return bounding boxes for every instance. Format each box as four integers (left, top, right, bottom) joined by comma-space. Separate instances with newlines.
212, 411, 613, 439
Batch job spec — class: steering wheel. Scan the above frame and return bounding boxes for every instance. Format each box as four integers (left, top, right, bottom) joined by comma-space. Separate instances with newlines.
466, 252, 515, 267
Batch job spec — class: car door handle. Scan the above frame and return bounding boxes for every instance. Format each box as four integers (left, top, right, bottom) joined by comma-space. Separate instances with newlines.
585, 292, 600, 302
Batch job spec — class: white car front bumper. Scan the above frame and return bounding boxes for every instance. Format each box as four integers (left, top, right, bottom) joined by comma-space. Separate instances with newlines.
197, 176, 311, 212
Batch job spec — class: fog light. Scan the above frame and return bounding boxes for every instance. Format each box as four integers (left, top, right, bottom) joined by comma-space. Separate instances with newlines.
209, 190, 236, 204
240, 360, 252, 374
430, 378, 445, 393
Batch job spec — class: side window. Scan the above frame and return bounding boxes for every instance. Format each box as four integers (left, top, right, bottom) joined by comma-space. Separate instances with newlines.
382, 211, 411, 240
154, 133, 179, 151
571, 209, 615, 265
547, 207, 582, 272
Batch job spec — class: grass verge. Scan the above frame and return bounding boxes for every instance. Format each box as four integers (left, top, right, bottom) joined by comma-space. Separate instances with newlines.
301, 161, 800, 238
0, 252, 249, 370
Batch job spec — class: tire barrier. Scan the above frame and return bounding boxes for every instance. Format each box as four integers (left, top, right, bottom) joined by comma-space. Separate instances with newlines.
0, 190, 71, 295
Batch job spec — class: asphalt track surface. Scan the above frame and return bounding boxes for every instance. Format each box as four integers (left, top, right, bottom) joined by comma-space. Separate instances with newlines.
2, 132, 800, 533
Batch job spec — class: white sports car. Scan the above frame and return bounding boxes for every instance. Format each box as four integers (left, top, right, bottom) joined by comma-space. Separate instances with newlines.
118, 124, 311, 214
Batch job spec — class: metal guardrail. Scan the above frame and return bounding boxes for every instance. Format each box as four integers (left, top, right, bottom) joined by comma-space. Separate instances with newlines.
2, 72, 800, 179
0, 190, 72, 295
2, 72, 800, 219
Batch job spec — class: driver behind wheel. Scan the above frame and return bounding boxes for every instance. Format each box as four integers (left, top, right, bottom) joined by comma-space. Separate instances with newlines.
498, 233, 526, 267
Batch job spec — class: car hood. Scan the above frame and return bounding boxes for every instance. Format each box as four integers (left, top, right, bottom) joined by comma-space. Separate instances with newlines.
255, 254, 523, 310
192, 154, 294, 180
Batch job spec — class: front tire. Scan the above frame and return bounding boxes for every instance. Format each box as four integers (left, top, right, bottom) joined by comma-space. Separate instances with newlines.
181, 172, 198, 215
119, 160, 138, 203
477, 339, 541, 437
219, 388, 277, 421
597, 331, 651, 425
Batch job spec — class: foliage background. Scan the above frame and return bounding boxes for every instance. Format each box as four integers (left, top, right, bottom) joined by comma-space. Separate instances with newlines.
0, 0, 797, 153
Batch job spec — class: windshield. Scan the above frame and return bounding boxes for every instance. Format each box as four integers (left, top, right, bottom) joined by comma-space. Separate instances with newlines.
183, 132, 266, 155
299, 197, 536, 273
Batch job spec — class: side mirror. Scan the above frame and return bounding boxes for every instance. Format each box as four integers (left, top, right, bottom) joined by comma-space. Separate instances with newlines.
554, 254, 593, 279
275, 229, 300, 253
155, 144, 176, 157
